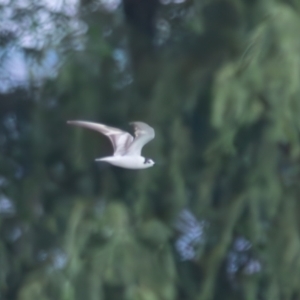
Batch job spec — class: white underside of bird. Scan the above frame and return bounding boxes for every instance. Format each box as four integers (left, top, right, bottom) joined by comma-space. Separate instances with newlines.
67, 120, 155, 169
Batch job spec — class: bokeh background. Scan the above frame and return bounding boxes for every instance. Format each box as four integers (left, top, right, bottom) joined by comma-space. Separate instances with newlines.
1, 0, 300, 299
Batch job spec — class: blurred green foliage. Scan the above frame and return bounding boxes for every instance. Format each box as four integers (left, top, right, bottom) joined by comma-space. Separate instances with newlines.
1, 0, 300, 299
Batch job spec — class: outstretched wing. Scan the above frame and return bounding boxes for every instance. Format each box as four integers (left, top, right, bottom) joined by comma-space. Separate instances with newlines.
125, 122, 155, 156
67, 120, 133, 156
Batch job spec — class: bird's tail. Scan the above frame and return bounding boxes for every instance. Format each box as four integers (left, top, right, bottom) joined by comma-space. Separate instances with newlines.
95, 158, 104, 161
95, 157, 111, 162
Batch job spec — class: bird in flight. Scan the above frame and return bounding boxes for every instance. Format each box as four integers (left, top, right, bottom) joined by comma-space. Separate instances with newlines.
67, 120, 155, 169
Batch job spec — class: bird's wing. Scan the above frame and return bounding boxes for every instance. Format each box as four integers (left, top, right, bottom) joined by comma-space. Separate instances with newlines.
125, 122, 155, 156
67, 120, 133, 156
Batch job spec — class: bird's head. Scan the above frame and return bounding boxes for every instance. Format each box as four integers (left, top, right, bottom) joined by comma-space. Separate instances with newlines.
144, 157, 155, 167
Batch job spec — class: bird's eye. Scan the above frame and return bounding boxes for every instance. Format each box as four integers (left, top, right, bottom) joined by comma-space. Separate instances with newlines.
144, 158, 152, 164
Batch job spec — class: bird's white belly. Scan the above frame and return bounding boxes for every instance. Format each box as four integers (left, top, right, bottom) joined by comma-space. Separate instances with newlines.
97, 156, 151, 169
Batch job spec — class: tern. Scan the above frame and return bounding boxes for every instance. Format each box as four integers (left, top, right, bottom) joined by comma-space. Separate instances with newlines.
67, 120, 155, 169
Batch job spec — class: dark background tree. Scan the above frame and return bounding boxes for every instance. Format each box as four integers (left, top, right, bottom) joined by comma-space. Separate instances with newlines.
1, 0, 300, 299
